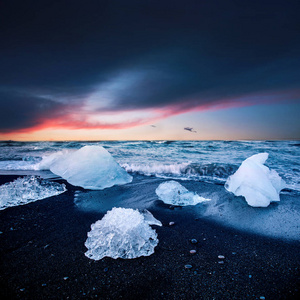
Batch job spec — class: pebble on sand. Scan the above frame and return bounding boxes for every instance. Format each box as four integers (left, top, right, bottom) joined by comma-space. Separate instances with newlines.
185, 264, 193, 269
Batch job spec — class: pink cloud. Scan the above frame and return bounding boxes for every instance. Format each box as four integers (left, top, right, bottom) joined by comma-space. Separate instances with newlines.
2, 88, 299, 135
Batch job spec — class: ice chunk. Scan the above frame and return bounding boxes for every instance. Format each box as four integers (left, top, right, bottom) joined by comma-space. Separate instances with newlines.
37, 146, 132, 190
84, 207, 162, 260
155, 180, 211, 206
141, 209, 163, 226
0, 176, 66, 210
225, 153, 286, 207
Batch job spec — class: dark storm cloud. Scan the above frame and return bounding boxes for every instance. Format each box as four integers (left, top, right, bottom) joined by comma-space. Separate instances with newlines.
0, 90, 72, 132
0, 0, 299, 132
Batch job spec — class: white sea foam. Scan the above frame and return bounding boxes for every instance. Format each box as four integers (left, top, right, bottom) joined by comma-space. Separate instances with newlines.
225, 153, 286, 207
36, 146, 133, 190
122, 162, 190, 176
0, 176, 66, 210
85, 207, 162, 260
155, 180, 211, 206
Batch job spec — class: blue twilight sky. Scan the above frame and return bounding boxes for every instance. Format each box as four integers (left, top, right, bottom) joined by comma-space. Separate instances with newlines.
0, 0, 299, 140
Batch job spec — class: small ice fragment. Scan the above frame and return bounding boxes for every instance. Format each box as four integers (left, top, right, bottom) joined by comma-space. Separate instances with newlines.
190, 250, 196, 254
185, 264, 193, 269
169, 221, 175, 226
190, 239, 198, 244
20, 288, 25, 292
218, 255, 225, 259
142, 209, 162, 226
225, 153, 285, 207
260, 297, 265, 300
155, 180, 211, 206
38, 146, 132, 190
63, 277, 69, 280
85, 207, 162, 260
218, 261, 224, 264
232, 252, 236, 255
0, 176, 66, 210
249, 275, 252, 278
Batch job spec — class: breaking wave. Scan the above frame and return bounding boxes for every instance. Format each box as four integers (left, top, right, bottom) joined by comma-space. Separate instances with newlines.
122, 162, 238, 182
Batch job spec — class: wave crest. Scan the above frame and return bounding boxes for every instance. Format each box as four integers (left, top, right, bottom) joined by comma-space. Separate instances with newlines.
122, 162, 237, 180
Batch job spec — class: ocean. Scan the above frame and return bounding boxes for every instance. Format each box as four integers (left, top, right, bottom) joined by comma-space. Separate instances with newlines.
0, 140, 299, 192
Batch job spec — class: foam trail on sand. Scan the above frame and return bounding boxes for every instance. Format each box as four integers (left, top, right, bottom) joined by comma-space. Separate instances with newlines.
199, 189, 300, 241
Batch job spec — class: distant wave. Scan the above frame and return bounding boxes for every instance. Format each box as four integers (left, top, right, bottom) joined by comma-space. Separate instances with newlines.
122, 162, 238, 181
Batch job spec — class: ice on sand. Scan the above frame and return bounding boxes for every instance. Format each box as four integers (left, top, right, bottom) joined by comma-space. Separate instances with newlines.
225, 153, 285, 207
155, 180, 211, 206
39, 146, 132, 190
0, 176, 66, 210
85, 207, 162, 260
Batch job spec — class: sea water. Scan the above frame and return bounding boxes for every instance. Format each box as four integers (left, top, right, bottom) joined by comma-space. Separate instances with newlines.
0, 140, 299, 192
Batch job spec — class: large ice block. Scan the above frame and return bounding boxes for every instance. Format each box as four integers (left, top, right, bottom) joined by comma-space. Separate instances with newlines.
225, 153, 285, 207
85, 207, 162, 260
38, 146, 132, 190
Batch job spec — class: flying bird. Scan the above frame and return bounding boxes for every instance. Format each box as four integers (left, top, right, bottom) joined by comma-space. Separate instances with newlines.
184, 127, 197, 133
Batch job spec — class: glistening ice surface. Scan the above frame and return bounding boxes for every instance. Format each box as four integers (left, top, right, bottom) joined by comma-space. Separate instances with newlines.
0, 176, 66, 210
225, 153, 286, 207
37, 146, 132, 190
155, 180, 211, 206
85, 207, 162, 260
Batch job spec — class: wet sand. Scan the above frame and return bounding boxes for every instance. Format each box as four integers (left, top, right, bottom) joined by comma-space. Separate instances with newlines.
0, 175, 299, 299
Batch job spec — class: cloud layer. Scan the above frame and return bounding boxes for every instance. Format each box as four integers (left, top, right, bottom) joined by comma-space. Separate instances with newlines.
0, 0, 299, 135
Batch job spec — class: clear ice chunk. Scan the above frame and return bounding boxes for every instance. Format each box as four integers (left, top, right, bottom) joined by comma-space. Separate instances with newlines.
38, 145, 132, 190
155, 180, 211, 206
0, 176, 66, 210
84, 207, 162, 260
225, 153, 286, 207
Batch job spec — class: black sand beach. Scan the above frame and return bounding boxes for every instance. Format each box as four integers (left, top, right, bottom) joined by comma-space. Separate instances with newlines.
0, 175, 299, 299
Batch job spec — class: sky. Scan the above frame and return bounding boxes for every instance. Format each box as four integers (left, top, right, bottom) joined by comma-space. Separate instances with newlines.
0, 0, 299, 141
